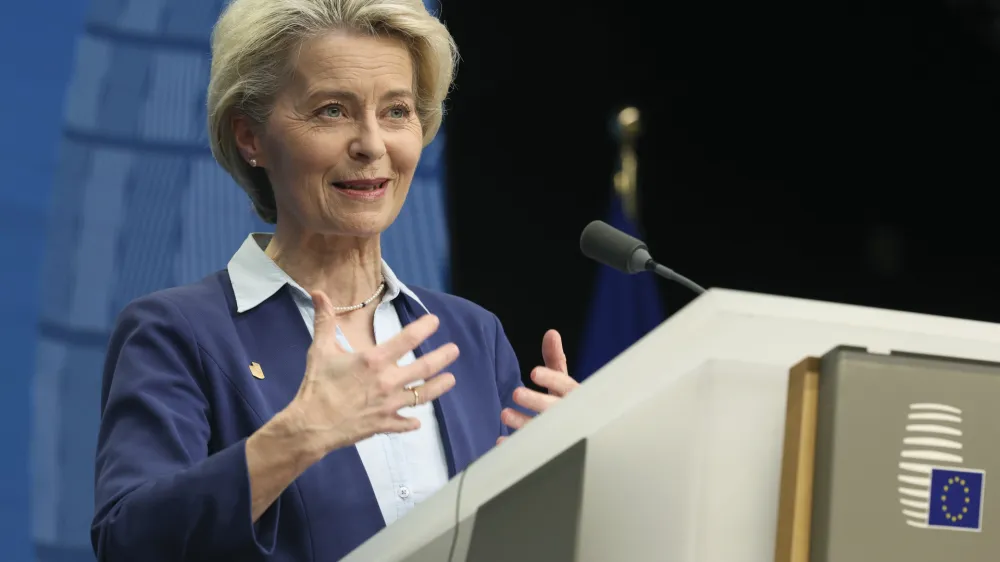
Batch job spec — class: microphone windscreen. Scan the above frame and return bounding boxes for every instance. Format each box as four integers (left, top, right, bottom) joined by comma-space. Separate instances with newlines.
579, 220, 648, 274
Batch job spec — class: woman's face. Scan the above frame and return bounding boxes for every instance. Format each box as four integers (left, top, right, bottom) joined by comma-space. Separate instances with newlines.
238, 31, 423, 237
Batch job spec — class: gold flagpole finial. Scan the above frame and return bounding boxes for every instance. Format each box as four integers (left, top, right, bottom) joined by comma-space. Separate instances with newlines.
617, 106, 641, 138
613, 106, 640, 221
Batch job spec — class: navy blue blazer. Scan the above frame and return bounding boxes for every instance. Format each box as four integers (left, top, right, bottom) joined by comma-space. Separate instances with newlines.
91, 270, 525, 561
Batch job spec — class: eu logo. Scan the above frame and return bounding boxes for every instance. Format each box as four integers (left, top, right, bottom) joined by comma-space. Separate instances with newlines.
927, 468, 986, 531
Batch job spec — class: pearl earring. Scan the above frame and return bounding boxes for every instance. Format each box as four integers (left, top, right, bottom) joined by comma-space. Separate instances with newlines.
249, 158, 257, 167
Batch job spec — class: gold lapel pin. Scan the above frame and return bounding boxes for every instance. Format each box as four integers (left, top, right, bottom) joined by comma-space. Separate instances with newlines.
249, 362, 265, 380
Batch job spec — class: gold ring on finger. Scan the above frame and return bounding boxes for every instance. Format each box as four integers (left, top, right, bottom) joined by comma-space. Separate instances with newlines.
411, 387, 420, 408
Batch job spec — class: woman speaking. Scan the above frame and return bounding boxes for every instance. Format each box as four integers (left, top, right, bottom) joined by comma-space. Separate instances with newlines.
90, 0, 578, 560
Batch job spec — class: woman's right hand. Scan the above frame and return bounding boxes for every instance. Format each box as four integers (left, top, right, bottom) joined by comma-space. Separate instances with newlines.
284, 290, 459, 454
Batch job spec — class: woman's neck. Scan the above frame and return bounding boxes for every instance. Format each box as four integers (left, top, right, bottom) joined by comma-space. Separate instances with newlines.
265, 225, 384, 309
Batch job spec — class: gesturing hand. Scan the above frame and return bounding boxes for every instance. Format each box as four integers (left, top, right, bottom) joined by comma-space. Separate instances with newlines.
498, 329, 579, 444
286, 290, 459, 453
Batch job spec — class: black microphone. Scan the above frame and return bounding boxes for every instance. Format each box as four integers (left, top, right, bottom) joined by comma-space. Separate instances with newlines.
579, 220, 706, 294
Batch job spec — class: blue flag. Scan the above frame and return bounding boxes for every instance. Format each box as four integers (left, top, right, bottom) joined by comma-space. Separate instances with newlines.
575, 192, 665, 381
927, 468, 985, 531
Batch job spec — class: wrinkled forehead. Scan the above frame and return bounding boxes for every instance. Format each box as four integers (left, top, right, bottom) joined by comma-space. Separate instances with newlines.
284, 30, 416, 100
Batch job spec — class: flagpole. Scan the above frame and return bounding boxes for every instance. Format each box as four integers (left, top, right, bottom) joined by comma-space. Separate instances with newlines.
612, 106, 640, 224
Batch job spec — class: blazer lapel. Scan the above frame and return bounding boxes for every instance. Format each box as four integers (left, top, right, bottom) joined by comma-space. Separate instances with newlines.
234, 285, 387, 537
393, 295, 470, 477
232, 286, 308, 417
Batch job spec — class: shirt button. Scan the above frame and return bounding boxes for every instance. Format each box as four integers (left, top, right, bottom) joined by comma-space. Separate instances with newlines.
398, 486, 411, 499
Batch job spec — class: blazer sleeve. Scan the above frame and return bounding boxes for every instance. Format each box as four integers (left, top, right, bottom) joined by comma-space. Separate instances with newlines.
492, 313, 531, 436
91, 293, 279, 561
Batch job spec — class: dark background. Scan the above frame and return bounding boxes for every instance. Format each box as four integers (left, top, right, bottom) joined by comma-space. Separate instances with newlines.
444, 0, 1000, 376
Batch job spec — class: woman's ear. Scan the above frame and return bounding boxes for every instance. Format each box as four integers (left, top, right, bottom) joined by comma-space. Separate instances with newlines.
233, 114, 265, 167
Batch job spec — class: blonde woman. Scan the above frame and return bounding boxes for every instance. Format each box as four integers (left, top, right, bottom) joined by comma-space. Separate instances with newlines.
90, 0, 578, 560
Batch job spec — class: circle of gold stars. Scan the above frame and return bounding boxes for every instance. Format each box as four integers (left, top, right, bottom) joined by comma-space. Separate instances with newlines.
940, 477, 972, 522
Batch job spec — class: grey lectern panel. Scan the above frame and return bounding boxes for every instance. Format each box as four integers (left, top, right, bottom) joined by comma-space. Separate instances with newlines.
463, 439, 588, 562
392, 524, 461, 562
811, 347, 1000, 562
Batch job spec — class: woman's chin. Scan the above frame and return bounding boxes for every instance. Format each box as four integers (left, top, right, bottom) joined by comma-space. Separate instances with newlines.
315, 210, 398, 238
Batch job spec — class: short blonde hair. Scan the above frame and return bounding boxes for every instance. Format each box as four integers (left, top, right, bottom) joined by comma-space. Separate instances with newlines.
207, 0, 458, 223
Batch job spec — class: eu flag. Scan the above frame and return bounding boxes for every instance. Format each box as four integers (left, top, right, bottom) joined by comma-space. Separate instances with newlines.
927, 467, 985, 531
575, 191, 665, 381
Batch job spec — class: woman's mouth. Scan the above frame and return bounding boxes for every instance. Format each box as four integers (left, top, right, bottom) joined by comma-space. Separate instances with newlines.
331, 179, 390, 200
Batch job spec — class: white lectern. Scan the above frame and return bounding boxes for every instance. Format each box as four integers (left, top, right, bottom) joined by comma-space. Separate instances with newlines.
342, 288, 1000, 562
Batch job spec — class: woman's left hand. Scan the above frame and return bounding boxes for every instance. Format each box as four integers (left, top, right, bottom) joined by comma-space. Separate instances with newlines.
498, 329, 579, 444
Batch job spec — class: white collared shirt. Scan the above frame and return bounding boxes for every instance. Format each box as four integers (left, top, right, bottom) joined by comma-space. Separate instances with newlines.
227, 233, 450, 526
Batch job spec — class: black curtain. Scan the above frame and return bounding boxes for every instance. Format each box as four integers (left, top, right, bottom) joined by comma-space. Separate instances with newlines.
443, 0, 1000, 379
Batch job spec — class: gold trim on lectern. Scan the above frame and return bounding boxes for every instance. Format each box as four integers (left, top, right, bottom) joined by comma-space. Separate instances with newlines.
774, 357, 821, 562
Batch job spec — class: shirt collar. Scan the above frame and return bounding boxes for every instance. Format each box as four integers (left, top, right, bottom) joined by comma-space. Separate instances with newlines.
227, 233, 427, 314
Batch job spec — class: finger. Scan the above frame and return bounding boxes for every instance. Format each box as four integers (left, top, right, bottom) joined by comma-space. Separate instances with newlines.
391, 372, 456, 411
501, 407, 533, 430
496, 436, 508, 445
376, 314, 441, 364
310, 291, 346, 354
513, 387, 558, 414
531, 366, 579, 397
542, 329, 568, 374
391, 342, 460, 387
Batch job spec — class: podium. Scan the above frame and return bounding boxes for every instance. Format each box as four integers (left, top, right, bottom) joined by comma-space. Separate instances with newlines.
342, 288, 1000, 562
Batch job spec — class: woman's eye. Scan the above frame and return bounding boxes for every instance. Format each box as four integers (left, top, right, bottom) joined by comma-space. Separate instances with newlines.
322, 105, 343, 118
388, 105, 412, 120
